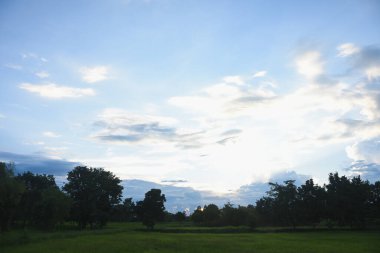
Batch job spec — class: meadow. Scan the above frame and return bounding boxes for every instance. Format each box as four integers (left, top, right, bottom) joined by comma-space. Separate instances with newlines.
1, 223, 379, 253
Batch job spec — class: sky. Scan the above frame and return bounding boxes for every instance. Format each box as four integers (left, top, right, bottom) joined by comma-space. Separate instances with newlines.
1, 0, 380, 194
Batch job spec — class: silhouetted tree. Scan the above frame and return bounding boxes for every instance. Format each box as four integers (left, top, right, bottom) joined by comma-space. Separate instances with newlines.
246, 204, 258, 229
369, 181, 380, 223
110, 198, 137, 222
33, 187, 71, 229
174, 211, 186, 222
16, 172, 70, 229
267, 180, 298, 228
326, 173, 351, 226
297, 179, 326, 227
202, 204, 220, 226
256, 196, 275, 226
347, 176, 371, 228
16, 172, 70, 228
191, 206, 204, 224
0, 162, 24, 232
63, 166, 123, 229
141, 189, 166, 229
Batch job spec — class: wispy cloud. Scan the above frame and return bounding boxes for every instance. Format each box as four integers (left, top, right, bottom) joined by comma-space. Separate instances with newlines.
91, 108, 243, 151
295, 51, 323, 79
252, 70, 267, 78
366, 66, 380, 81
222, 75, 244, 85
0, 151, 79, 176
92, 108, 178, 144
19, 83, 96, 99
168, 82, 276, 119
345, 160, 380, 182
4, 64, 23, 70
43, 131, 60, 138
337, 43, 360, 57
346, 138, 380, 164
80, 66, 109, 83
21, 52, 48, 62
35, 71, 50, 79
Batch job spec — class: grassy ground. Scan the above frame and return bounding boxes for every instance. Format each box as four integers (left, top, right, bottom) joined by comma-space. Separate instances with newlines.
1, 223, 379, 253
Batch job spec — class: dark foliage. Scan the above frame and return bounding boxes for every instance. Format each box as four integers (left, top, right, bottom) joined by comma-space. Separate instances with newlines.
140, 189, 166, 229
0, 162, 24, 232
16, 171, 70, 229
63, 166, 123, 229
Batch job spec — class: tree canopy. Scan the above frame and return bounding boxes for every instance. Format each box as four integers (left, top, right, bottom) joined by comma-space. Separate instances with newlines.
140, 189, 166, 229
63, 166, 123, 229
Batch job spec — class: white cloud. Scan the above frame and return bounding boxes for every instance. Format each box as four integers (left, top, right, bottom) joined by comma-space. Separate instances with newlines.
63, 44, 380, 190
252, 70, 267, 78
92, 108, 179, 144
337, 43, 360, 57
346, 138, 380, 164
19, 83, 96, 99
0, 113, 4, 118
168, 82, 276, 119
222, 75, 244, 85
43, 146, 68, 159
4, 64, 22, 70
80, 66, 109, 83
167, 49, 380, 187
21, 53, 48, 62
43, 131, 61, 138
365, 66, 380, 81
295, 51, 323, 79
35, 71, 49, 79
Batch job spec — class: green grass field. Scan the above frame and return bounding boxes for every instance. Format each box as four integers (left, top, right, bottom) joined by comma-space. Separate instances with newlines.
1, 223, 379, 253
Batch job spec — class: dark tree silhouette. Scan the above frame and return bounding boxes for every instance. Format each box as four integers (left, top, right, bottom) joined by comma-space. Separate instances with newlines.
202, 204, 220, 226
256, 196, 275, 226
141, 189, 166, 229
191, 206, 204, 224
110, 198, 137, 222
174, 211, 186, 222
296, 179, 326, 227
63, 166, 123, 229
0, 162, 24, 232
267, 180, 298, 229
16, 172, 70, 229
369, 181, 380, 222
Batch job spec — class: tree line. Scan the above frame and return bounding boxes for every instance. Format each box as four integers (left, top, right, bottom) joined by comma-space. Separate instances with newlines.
0, 163, 166, 231
189, 175, 380, 229
1, 161, 380, 232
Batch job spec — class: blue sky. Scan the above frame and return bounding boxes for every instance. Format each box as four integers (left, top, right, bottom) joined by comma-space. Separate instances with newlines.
1, 0, 380, 193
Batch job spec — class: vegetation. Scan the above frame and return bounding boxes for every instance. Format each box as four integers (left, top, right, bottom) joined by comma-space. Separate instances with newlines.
1, 160, 380, 251
0, 162, 24, 232
1, 223, 380, 253
16, 172, 71, 230
139, 189, 166, 229
63, 166, 123, 229
1, 161, 380, 232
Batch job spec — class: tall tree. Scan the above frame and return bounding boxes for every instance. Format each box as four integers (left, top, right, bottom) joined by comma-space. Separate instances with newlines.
369, 181, 380, 221
16, 172, 68, 229
297, 179, 326, 227
191, 206, 204, 224
141, 189, 166, 229
202, 204, 220, 226
63, 166, 123, 229
326, 173, 354, 226
256, 196, 275, 226
267, 180, 298, 228
0, 162, 24, 232
347, 176, 371, 228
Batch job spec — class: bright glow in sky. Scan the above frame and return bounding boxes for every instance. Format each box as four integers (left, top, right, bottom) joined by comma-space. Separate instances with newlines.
1, 0, 379, 193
